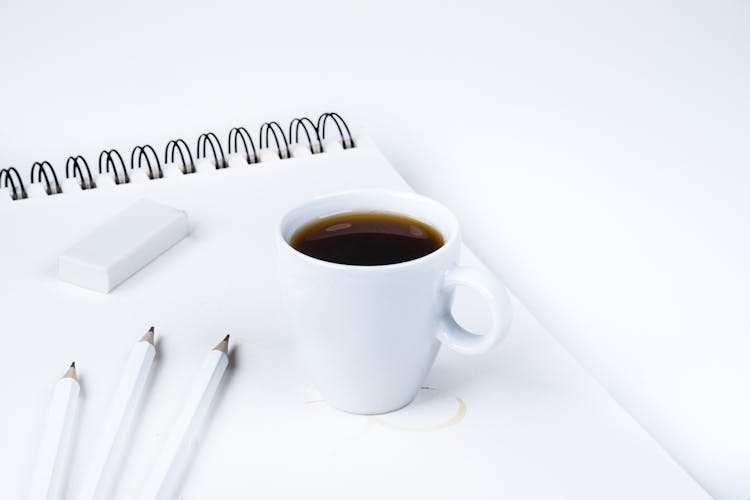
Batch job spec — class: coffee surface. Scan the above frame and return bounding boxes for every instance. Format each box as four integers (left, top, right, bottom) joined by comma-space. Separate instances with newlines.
291, 211, 444, 265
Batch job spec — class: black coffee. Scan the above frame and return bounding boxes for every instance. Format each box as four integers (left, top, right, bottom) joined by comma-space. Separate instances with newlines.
291, 211, 444, 266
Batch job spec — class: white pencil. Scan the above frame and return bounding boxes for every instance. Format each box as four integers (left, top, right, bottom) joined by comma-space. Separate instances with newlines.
139, 335, 230, 500
28, 362, 80, 500
77, 327, 157, 500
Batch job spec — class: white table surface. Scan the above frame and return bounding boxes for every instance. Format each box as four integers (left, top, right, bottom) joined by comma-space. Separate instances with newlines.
2, 1, 748, 498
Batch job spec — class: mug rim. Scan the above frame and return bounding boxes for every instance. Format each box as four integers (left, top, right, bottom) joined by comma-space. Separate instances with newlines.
277, 188, 460, 271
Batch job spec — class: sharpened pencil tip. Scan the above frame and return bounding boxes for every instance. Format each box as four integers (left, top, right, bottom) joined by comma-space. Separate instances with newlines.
141, 327, 155, 345
213, 334, 230, 355
64, 362, 77, 380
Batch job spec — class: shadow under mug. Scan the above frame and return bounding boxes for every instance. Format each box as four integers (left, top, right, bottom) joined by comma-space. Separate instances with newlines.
277, 189, 512, 414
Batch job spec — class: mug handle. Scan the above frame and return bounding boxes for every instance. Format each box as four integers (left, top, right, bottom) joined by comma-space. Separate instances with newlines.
437, 266, 513, 355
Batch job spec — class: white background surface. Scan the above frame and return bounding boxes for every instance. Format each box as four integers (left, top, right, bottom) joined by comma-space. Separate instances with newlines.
1, 0, 749, 498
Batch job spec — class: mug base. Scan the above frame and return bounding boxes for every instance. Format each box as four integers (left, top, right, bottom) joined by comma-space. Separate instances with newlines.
324, 391, 418, 415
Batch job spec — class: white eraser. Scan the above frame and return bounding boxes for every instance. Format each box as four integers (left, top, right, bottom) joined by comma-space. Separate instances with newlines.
58, 199, 190, 293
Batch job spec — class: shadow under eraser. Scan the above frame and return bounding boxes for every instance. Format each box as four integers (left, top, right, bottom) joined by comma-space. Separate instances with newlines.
58, 199, 190, 293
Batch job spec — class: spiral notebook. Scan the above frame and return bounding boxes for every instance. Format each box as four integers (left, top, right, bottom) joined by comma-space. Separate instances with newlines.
0, 114, 707, 499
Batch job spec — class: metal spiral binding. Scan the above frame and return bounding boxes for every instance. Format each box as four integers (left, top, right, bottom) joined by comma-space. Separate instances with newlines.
65, 156, 96, 190
289, 117, 323, 154
259, 122, 290, 159
131, 145, 163, 179
164, 139, 195, 174
317, 112, 354, 149
228, 127, 258, 164
99, 150, 130, 184
196, 132, 227, 169
4, 113, 353, 201
0, 167, 28, 200
30, 161, 62, 195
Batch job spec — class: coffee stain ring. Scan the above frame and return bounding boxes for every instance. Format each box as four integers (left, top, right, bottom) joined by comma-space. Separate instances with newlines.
373, 397, 467, 432
304, 387, 467, 433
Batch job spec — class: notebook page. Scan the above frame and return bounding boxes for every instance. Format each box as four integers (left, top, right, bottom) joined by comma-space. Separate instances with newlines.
0, 138, 708, 499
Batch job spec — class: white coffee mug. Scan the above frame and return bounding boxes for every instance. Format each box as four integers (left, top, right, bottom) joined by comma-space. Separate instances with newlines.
277, 189, 512, 414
